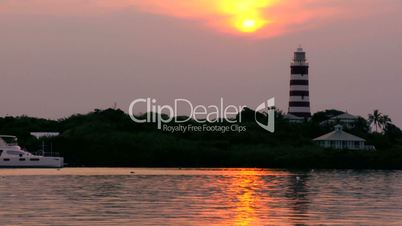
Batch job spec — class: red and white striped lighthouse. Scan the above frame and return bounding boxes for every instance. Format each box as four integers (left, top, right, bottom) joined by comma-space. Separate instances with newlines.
288, 47, 311, 118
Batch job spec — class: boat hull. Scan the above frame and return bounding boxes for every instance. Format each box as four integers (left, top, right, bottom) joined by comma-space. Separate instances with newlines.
0, 157, 64, 168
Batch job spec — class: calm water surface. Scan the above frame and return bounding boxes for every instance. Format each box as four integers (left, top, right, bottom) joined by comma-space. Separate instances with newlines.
1, 168, 402, 226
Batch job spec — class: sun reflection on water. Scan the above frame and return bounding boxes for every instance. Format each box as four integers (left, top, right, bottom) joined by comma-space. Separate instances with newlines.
232, 171, 261, 226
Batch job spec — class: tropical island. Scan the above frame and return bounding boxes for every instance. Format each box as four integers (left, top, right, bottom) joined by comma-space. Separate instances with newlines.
0, 108, 401, 169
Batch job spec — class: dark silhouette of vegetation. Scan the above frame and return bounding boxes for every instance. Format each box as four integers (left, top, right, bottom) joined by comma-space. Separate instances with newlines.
368, 109, 392, 133
0, 108, 401, 169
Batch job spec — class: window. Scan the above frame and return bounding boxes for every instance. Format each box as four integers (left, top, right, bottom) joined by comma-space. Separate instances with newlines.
354, 141, 360, 149
354, 141, 360, 148
30, 158, 40, 161
7, 151, 23, 156
2, 137, 18, 146
3, 158, 10, 161
0, 150, 3, 157
19, 158, 26, 161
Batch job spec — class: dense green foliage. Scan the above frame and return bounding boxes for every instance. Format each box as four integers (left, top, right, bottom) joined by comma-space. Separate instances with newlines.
0, 108, 401, 169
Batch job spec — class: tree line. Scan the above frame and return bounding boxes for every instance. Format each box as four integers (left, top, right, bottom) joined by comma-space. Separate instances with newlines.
0, 108, 401, 169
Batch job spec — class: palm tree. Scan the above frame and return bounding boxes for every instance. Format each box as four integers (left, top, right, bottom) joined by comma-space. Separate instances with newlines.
368, 110, 393, 133
368, 110, 382, 133
379, 114, 392, 130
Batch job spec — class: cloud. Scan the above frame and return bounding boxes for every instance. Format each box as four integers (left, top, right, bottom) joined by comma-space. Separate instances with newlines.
129, 0, 343, 37
129, 0, 401, 37
0, 0, 397, 38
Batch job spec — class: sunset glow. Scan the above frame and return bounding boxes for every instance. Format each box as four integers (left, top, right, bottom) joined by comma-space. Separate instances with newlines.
131, 0, 343, 37
0, 0, 391, 37
236, 17, 266, 33
219, 0, 275, 33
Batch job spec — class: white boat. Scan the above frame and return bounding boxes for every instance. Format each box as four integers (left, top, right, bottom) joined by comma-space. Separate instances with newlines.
0, 135, 64, 168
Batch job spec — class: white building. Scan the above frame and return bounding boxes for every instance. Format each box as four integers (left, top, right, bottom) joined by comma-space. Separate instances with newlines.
313, 125, 374, 150
284, 113, 305, 123
320, 112, 359, 128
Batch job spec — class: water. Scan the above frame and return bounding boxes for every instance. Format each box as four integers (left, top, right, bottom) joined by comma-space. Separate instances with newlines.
1, 168, 402, 226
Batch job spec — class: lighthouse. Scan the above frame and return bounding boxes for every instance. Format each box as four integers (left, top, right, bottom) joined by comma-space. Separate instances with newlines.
288, 47, 311, 118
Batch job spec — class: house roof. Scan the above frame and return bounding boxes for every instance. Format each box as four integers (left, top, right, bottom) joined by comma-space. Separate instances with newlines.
284, 113, 304, 120
313, 126, 366, 142
330, 112, 358, 120
30, 132, 60, 139
320, 112, 359, 126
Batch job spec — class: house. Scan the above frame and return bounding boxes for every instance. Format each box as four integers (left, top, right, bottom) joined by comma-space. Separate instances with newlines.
284, 113, 305, 123
320, 112, 359, 128
313, 125, 374, 150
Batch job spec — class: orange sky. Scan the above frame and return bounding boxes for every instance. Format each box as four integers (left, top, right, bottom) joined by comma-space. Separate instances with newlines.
131, 0, 341, 37
0, 0, 388, 37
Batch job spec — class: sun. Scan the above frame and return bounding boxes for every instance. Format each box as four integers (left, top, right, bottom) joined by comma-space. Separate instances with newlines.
243, 19, 257, 29
219, 0, 273, 33
235, 17, 266, 33
239, 19, 258, 32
